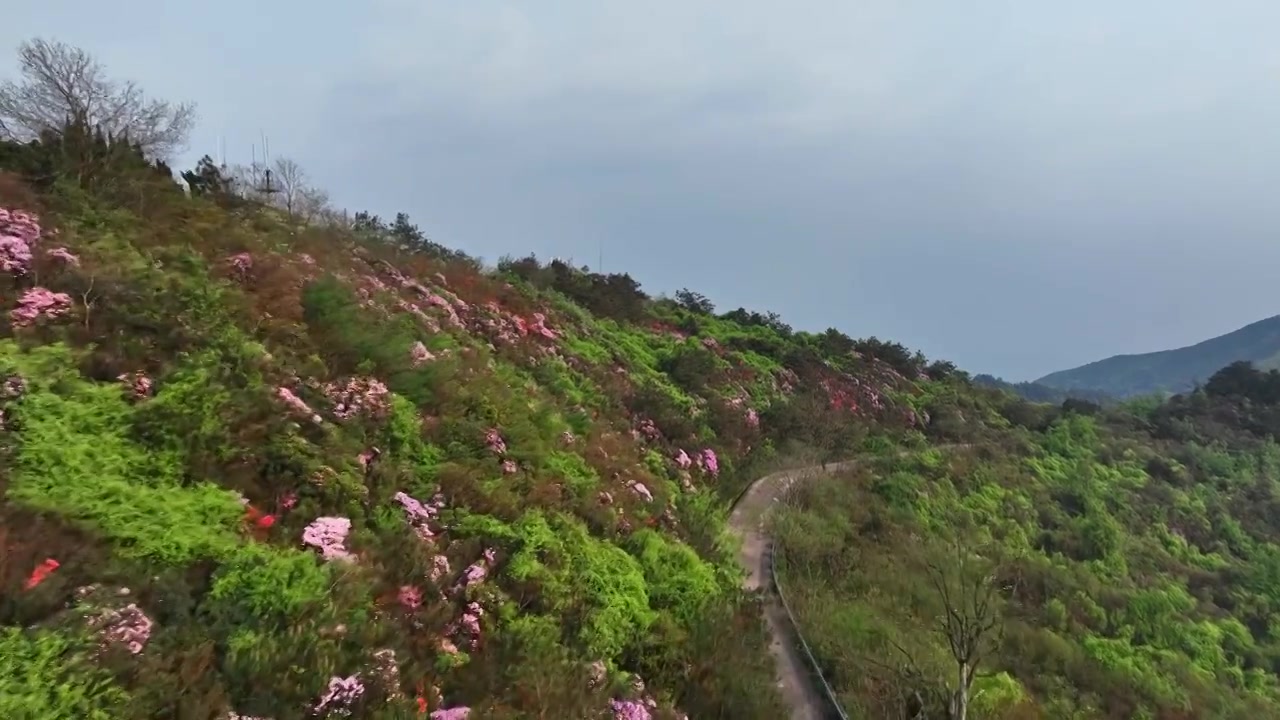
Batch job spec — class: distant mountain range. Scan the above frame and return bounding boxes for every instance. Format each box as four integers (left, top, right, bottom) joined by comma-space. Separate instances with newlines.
971, 375, 1115, 406
1032, 314, 1280, 399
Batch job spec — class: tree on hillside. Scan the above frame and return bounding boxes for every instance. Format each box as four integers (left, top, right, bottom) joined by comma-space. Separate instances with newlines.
0, 38, 196, 160
924, 539, 1009, 720
856, 538, 1011, 720
181, 155, 233, 199
223, 156, 332, 223
675, 288, 715, 315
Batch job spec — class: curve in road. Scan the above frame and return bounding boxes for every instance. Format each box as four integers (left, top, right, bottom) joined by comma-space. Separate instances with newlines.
727, 460, 860, 720
728, 446, 969, 719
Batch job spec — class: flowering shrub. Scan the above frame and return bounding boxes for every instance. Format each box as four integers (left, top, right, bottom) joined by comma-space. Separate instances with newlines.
701, 449, 719, 476
393, 490, 445, 541
0, 157, 926, 720
460, 548, 497, 588
0, 207, 41, 275
302, 516, 354, 561
610, 698, 655, 720
10, 287, 72, 327
23, 557, 59, 590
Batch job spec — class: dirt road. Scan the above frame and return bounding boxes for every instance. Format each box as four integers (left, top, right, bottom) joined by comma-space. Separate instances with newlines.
727, 460, 859, 720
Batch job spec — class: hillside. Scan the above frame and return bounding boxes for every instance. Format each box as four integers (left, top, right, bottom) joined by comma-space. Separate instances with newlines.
7, 39, 1280, 720
775, 360, 1280, 718
971, 373, 1114, 406
1035, 314, 1280, 398
0, 122, 939, 719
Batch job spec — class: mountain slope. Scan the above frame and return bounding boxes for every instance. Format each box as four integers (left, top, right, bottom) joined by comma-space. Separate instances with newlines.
0, 127, 933, 720
772, 359, 1280, 719
971, 373, 1114, 406
1035, 314, 1280, 398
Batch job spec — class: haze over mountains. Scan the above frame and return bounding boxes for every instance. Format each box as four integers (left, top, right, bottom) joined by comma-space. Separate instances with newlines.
1020, 314, 1280, 400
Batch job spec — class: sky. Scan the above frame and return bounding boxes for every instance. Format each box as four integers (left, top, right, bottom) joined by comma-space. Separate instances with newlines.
6, 1, 1280, 381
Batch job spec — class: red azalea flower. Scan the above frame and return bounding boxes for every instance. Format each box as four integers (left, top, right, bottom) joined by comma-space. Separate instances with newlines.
256, 514, 276, 529
24, 557, 60, 590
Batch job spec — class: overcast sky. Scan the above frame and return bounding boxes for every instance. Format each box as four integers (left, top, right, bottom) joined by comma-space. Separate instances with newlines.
7, 1, 1280, 380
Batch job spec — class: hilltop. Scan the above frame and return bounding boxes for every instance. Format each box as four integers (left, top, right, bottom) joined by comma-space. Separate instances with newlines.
0, 117, 941, 719
1034, 314, 1280, 399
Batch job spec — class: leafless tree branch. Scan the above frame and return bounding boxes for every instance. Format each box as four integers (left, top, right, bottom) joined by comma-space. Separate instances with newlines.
0, 37, 196, 160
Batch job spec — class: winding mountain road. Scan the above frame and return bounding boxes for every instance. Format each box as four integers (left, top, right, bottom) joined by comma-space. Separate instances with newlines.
728, 460, 860, 720
728, 446, 970, 719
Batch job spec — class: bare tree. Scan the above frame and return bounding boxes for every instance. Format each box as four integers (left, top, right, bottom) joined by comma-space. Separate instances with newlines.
924, 540, 1009, 720
0, 38, 196, 160
295, 185, 332, 225
852, 538, 1010, 720
225, 156, 332, 225
272, 157, 307, 218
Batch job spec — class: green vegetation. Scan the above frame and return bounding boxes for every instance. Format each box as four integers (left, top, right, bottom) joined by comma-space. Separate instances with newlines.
776, 360, 1280, 718
0, 41, 929, 718
971, 373, 1115, 406
1035, 314, 1280, 398
4, 36, 1280, 720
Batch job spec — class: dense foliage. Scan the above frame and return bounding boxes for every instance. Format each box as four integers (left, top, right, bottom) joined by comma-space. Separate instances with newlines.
0, 124, 932, 719
776, 359, 1280, 719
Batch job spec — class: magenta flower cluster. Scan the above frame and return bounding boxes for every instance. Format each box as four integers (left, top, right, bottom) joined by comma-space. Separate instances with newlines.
609, 699, 655, 720
393, 490, 445, 542
448, 600, 485, 649
11, 287, 73, 327
700, 448, 719, 476
674, 448, 718, 476
302, 516, 354, 562
0, 208, 41, 275
460, 548, 497, 589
